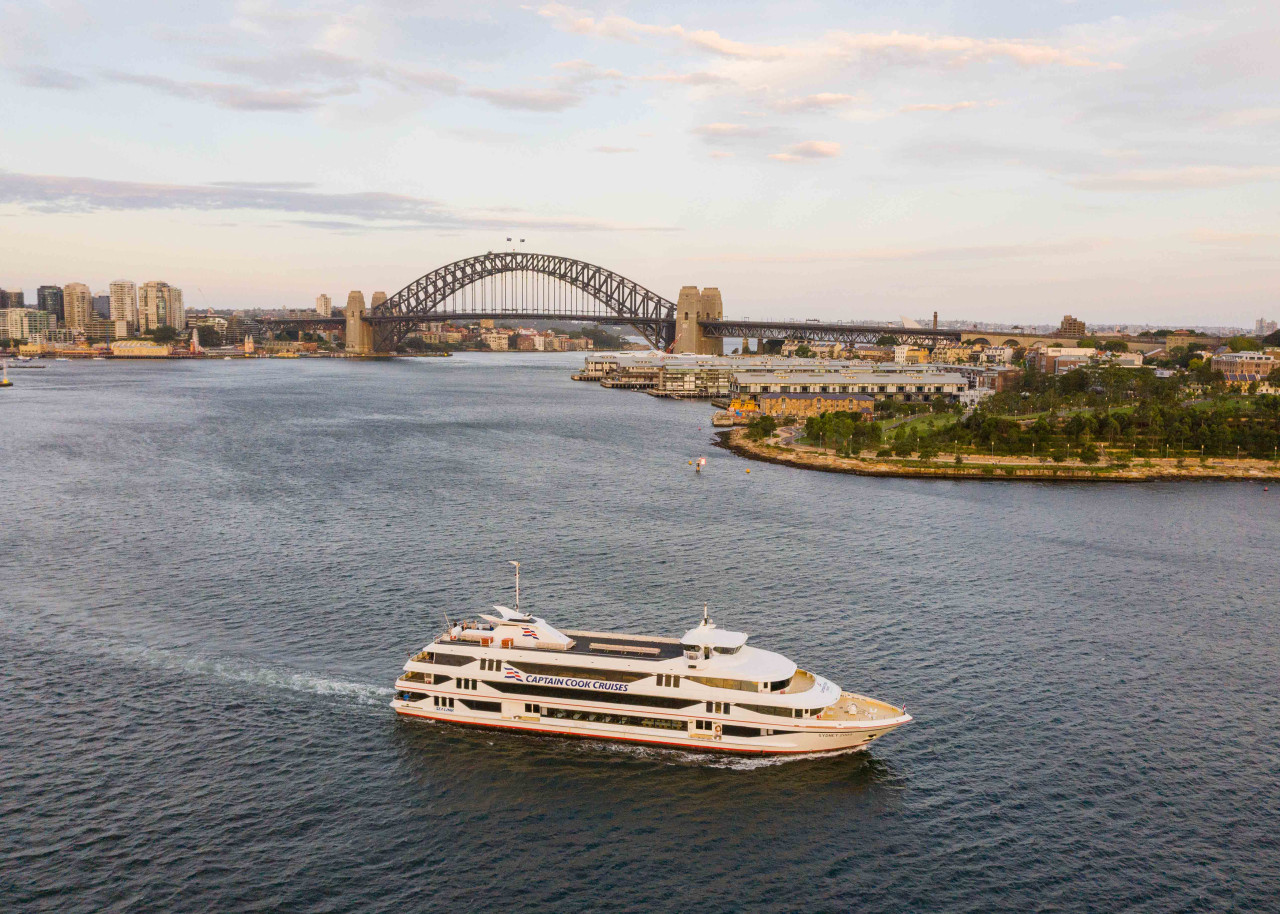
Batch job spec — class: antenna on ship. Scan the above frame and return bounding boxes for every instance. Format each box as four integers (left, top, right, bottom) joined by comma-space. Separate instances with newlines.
509, 560, 520, 614
702, 602, 710, 625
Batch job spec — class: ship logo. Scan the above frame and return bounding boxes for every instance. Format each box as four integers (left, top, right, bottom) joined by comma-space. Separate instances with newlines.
521, 628, 539, 640
504, 666, 523, 681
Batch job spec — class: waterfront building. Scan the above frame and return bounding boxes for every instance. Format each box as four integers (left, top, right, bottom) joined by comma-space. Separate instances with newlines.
980, 346, 1015, 365
63, 283, 93, 330
731, 370, 967, 405
480, 329, 510, 351
110, 340, 173, 358
316, 294, 332, 317
758, 391, 875, 419
1059, 315, 1087, 336
37, 285, 64, 321
93, 294, 111, 319
110, 281, 138, 327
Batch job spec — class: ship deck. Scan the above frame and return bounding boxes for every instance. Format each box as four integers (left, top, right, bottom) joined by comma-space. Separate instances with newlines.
436, 629, 686, 662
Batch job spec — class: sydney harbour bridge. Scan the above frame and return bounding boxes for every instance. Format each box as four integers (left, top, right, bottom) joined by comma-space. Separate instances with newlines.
263, 251, 961, 354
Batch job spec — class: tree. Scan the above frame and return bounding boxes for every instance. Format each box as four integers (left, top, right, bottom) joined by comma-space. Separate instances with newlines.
1226, 335, 1262, 352
152, 326, 178, 344
1264, 329, 1280, 346
746, 415, 778, 440
875, 335, 898, 346
1077, 338, 1100, 348
1102, 340, 1129, 353
1267, 366, 1280, 386
793, 344, 815, 359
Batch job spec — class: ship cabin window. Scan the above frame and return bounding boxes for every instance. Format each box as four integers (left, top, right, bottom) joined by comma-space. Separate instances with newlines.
705, 701, 731, 714
524, 703, 541, 714
456, 678, 478, 690
657, 674, 681, 688
713, 645, 741, 655
768, 677, 793, 692
480, 659, 502, 672
433, 696, 456, 708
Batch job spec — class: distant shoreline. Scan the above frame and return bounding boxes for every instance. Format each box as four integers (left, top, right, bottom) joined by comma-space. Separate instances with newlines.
715, 428, 1280, 483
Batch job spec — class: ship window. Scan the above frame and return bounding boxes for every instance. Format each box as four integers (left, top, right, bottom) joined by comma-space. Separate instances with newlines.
768, 677, 793, 692
712, 646, 741, 655
688, 675, 760, 693
543, 707, 684, 732
524, 703, 541, 714
721, 725, 762, 738
431, 653, 475, 667
738, 703, 797, 719
460, 699, 501, 713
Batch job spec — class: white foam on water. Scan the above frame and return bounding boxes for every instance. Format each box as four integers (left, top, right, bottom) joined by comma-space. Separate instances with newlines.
2, 608, 393, 708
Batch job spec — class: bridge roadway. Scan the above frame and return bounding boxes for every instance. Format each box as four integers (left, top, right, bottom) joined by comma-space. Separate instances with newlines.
261, 313, 962, 349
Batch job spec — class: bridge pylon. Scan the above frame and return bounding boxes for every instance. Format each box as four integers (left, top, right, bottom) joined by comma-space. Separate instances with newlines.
673, 286, 723, 355
345, 290, 373, 354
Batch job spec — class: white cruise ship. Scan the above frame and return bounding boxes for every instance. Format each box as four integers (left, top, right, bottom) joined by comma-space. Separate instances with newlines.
391, 603, 911, 756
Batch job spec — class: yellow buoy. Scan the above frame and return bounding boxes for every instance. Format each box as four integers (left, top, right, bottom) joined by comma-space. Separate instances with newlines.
745, 469, 751, 474
688, 460, 693, 465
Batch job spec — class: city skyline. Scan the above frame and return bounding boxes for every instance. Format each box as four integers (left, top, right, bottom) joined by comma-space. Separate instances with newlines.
2, 1, 1278, 325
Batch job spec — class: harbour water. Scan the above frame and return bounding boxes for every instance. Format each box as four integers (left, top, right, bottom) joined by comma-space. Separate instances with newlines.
2, 354, 1277, 912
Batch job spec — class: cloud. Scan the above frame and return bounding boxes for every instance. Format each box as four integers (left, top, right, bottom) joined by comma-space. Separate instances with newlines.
101, 70, 355, 110
691, 122, 771, 143
466, 86, 581, 111
208, 49, 460, 94
769, 93, 859, 112
0, 169, 675, 232
552, 59, 625, 83
767, 140, 842, 162
15, 65, 88, 90
639, 71, 729, 86
900, 100, 999, 113
1072, 165, 1280, 191
593, 145, 636, 154
1187, 229, 1275, 246
536, 3, 785, 60
536, 4, 1114, 68
1216, 107, 1280, 128
709, 151, 735, 159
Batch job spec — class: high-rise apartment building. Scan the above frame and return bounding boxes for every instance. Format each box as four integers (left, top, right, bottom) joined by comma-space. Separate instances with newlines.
139, 281, 185, 332
110, 281, 138, 327
167, 286, 185, 330
1059, 314, 1087, 336
1256, 317, 1278, 336
93, 294, 111, 319
316, 293, 332, 317
1, 289, 25, 308
63, 282, 93, 330
37, 285, 64, 321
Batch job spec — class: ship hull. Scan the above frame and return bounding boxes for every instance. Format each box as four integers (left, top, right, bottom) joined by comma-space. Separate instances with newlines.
391, 700, 909, 755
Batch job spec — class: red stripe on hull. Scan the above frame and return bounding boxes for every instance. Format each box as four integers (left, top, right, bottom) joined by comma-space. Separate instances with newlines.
392, 707, 865, 756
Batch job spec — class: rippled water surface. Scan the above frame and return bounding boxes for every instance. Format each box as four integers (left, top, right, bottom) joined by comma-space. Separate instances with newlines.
2, 354, 1278, 913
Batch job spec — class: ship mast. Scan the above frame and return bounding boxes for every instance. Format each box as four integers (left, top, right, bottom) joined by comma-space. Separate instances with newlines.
510, 560, 520, 614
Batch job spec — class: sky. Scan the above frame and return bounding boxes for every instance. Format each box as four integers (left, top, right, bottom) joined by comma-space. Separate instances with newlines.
1, 0, 1278, 326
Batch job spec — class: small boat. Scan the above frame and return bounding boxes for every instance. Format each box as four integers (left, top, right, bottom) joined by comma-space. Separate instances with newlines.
1, 361, 12, 387
55, 357, 70, 361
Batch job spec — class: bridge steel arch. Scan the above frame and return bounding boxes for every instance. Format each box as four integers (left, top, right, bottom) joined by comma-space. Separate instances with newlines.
368, 252, 678, 352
